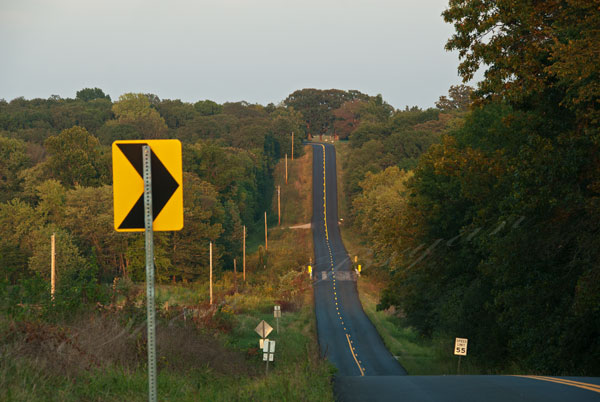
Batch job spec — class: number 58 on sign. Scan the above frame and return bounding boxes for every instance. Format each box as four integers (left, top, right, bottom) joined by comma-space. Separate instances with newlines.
454, 338, 468, 356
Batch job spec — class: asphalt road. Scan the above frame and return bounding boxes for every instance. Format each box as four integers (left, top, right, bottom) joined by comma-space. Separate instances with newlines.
311, 143, 407, 377
310, 143, 600, 401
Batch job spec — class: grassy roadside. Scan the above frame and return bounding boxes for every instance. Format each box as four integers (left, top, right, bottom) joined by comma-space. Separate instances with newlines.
333, 141, 485, 376
1, 147, 336, 401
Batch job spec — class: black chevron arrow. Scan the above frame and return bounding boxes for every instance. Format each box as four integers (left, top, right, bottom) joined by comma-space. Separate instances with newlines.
117, 143, 180, 230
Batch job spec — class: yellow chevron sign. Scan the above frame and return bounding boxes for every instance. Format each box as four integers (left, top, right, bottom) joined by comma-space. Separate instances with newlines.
112, 140, 183, 232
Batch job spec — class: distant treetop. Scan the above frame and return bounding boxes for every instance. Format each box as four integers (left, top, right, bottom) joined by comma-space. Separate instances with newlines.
76, 87, 111, 102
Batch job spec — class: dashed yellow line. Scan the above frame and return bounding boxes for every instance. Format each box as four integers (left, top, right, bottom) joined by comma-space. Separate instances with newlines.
346, 334, 365, 376
319, 143, 366, 377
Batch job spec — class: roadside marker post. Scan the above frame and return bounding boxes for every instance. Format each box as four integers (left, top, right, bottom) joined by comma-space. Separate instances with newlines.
277, 185, 281, 225
233, 258, 237, 292
50, 233, 56, 300
112, 140, 183, 402
209, 242, 213, 305
274, 305, 281, 333
454, 337, 468, 375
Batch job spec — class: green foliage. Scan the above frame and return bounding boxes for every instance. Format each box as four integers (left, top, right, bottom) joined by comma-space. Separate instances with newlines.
284, 88, 371, 135
0, 90, 309, 300
27, 226, 87, 280
44, 126, 108, 187
342, 107, 446, 221
443, 0, 600, 125
435, 85, 473, 112
370, 100, 599, 375
76, 87, 111, 102
112, 93, 167, 139
0, 135, 31, 202
194, 99, 223, 116
156, 99, 195, 129
352, 167, 413, 268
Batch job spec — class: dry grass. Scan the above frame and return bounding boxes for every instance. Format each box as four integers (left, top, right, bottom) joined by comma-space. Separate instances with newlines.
273, 145, 313, 226
1, 312, 255, 380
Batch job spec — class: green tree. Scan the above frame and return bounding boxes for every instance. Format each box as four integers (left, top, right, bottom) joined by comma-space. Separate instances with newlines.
27, 225, 87, 280
284, 88, 370, 135
352, 167, 413, 268
76, 87, 111, 102
435, 85, 473, 111
170, 173, 224, 281
156, 99, 195, 128
44, 126, 108, 187
194, 100, 223, 116
62, 185, 127, 279
333, 100, 365, 140
0, 136, 31, 202
112, 93, 167, 138
443, 0, 599, 124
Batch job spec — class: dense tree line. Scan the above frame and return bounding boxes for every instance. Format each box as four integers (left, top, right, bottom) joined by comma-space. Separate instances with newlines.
284, 88, 372, 136
0, 90, 306, 310
350, 0, 599, 375
341, 102, 458, 216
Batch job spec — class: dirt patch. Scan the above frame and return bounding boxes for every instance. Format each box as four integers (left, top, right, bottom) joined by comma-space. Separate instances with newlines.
289, 223, 311, 229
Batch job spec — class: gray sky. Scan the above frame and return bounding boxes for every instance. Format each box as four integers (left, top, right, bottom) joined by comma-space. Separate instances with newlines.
0, 0, 477, 109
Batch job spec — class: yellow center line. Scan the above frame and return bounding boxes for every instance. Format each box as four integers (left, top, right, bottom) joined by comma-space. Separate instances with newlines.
514, 376, 600, 394
346, 333, 365, 376
320, 143, 366, 376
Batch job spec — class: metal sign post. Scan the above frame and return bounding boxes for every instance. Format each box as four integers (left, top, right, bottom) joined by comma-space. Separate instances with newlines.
50, 233, 56, 300
142, 145, 157, 402
112, 140, 183, 402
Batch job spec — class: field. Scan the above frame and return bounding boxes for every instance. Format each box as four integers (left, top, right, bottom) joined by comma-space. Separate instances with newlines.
0, 147, 336, 401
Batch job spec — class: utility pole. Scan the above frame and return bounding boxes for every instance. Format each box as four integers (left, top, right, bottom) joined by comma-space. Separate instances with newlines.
209, 241, 213, 305
277, 185, 281, 225
285, 154, 288, 184
291, 132, 294, 160
51, 233, 56, 300
243, 225, 246, 282
264, 211, 268, 251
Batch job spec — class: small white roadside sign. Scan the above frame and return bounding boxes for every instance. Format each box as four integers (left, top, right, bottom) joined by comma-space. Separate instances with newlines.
454, 338, 468, 356
263, 340, 276, 362
255, 320, 273, 339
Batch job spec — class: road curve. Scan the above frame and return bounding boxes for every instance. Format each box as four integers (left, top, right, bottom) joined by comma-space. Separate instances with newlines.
310, 143, 600, 401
